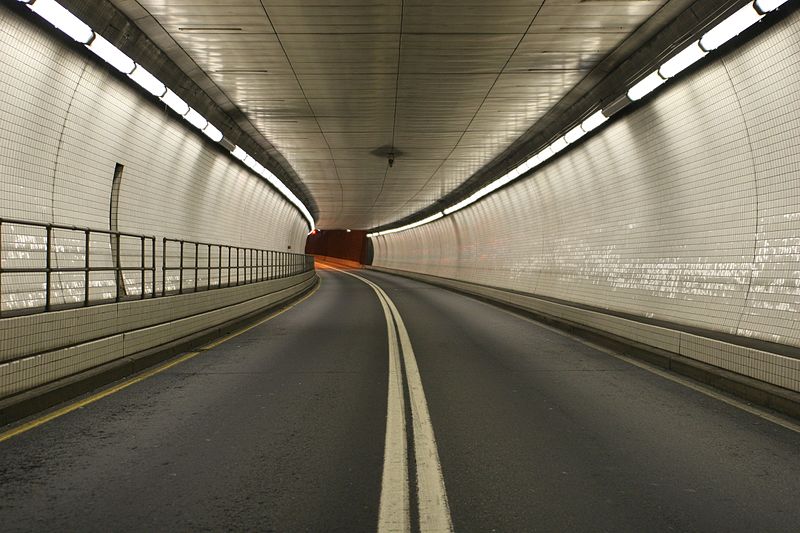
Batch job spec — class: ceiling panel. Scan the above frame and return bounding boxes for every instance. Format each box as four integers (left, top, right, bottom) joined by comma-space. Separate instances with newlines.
114, 0, 669, 228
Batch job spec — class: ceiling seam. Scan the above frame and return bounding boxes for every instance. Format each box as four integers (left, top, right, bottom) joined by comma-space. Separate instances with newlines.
387, 1, 546, 221
257, 0, 345, 225
371, 0, 405, 212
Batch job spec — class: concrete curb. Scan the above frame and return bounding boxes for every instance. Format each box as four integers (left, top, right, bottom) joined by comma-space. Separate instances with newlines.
367, 266, 800, 421
0, 276, 319, 427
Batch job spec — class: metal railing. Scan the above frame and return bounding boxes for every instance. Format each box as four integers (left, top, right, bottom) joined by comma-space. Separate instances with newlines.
161, 238, 313, 296
0, 218, 314, 317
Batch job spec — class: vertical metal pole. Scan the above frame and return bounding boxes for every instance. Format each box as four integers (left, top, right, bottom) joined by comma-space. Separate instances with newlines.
194, 242, 199, 292
236, 247, 240, 286
208, 244, 212, 290
152, 237, 156, 299
218, 245, 222, 288
179, 240, 184, 294
227, 246, 231, 287
162, 238, 166, 296
45, 225, 52, 311
140, 236, 146, 299
115, 232, 121, 302
148, 235, 156, 298
84, 229, 90, 306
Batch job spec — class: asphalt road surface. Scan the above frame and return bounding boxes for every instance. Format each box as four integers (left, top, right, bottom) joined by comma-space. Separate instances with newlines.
1, 266, 799, 532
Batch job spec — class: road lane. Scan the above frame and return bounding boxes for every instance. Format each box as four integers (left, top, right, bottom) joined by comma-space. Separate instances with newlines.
3, 264, 800, 532
359, 269, 800, 532
0, 270, 388, 532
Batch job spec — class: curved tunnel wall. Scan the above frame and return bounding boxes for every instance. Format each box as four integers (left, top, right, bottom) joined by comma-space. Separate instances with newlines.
0, 6, 316, 401
0, 6, 307, 260
374, 10, 800, 350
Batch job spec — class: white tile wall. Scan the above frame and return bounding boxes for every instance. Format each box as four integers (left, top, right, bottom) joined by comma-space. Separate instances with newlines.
374, 12, 800, 366
370, 265, 800, 394
0, 272, 316, 398
0, 6, 308, 313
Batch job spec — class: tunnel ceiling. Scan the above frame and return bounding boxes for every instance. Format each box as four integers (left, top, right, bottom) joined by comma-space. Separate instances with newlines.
108, 0, 671, 230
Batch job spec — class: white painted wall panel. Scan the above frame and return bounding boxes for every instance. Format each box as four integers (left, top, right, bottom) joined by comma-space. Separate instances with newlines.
0, 6, 308, 312
374, 10, 800, 349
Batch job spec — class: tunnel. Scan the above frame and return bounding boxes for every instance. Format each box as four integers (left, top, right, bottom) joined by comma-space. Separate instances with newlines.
1, 0, 800, 530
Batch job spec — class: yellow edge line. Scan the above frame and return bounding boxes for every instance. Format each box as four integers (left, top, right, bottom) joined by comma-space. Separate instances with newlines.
0, 277, 321, 444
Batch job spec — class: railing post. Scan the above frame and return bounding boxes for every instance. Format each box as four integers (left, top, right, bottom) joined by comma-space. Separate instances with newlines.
152, 237, 156, 299
84, 229, 90, 306
179, 240, 184, 294
227, 246, 231, 287
208, 244, 212, 291
140, 236, 146, 299
45, 224, 52, 311
161, 238, 166, 296
236, 247, 240, 286
194, 242, 199, 292
115, 232, 121, 302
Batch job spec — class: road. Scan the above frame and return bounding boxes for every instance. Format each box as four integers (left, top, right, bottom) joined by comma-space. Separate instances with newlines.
1, 266, 799, 532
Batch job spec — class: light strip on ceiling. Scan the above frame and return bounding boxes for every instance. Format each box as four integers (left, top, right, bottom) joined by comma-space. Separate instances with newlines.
368, 0, 788, 239
87, 34, 134, 74
22, 0, 315, 230
28, 0, 92, 43
367, 212, 444, 238
658, 41, 707, 79
700, 3, 764, 51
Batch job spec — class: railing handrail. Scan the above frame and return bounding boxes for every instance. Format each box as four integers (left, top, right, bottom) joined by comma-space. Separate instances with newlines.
162, 236, 308, 258
0, 218, 315, 318
0, 217, 156, 240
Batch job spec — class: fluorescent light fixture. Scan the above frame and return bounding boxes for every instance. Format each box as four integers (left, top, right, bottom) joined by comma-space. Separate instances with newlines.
627, 70, 666, 101
581, 110, 608, 133
377, 212, 445, 237
756, 0, 790, 12
538, 145, 555, 163
160, 89, 189, 116
231, 146, 247, 161
183, 108, 207, 130
518, 157, 535, 174
243, 155, 256, 169
443, 197, 472, 216
128, 65, 166, 97
659, 41, 707, 79
550, 136, 568, 154
565, 125, 585, 144
87, 34, 134, 74
29, 0, 93, 43
203, 123, 223, 142
700, 4, 763, 51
